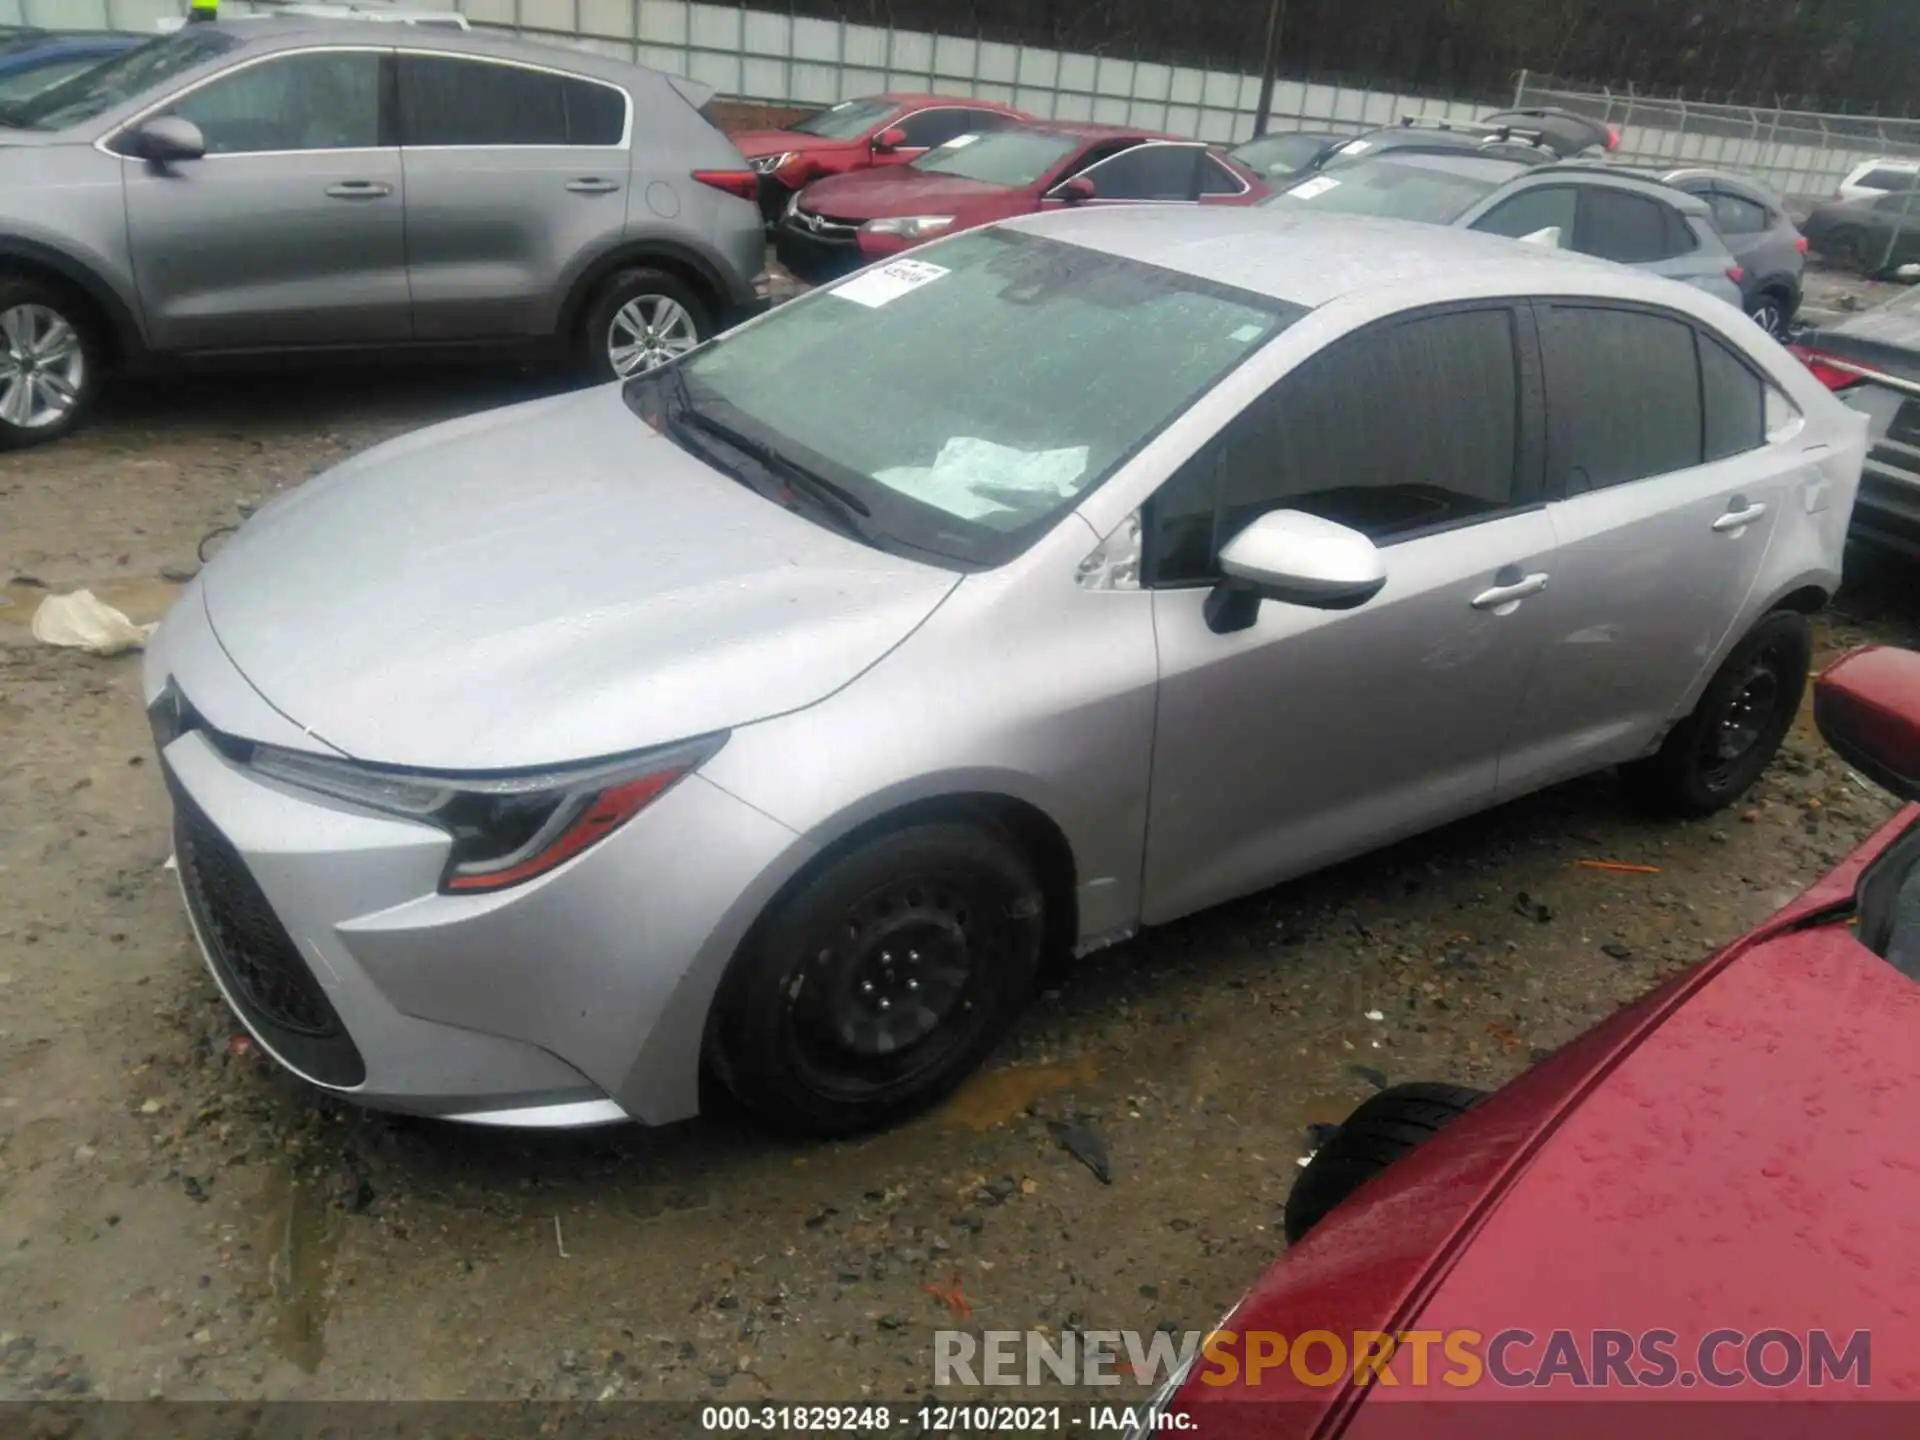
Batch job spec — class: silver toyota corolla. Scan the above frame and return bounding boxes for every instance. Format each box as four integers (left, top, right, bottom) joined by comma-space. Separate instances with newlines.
145, 208, 1865, 1136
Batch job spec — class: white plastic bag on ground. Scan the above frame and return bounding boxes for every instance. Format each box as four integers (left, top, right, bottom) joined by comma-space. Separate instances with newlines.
30, 590, 158, 656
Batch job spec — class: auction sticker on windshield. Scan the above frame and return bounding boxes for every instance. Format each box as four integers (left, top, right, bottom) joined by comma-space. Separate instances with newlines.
831, 259, 951, 308
1289, 175, 1342, 200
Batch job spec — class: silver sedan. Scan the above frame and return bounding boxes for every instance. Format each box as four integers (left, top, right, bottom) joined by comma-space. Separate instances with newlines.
146, 208, 1865, 1135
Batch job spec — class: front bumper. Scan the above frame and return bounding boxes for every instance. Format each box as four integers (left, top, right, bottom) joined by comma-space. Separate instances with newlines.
149, 681, 805, 1128
773, 219, 865, 285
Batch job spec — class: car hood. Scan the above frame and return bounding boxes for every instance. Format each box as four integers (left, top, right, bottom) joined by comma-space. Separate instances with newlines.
197, 385, 961, 771
801, 167, 1023, 218
731, 127, 858, 159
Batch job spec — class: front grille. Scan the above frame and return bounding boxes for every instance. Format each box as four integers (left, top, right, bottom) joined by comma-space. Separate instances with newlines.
170, 777, 366, 1087
788, 205, 861, 242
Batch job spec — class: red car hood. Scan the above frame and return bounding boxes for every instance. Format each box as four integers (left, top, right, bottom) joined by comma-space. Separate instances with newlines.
1182, 805, 1920, 1436
798, 167, 1025, 221
731, 127, 858, 159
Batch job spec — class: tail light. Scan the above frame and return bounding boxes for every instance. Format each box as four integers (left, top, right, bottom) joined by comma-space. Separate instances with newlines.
1605, 124, 1621, 150
1726, 265, 1745, 285
1788, 343, 1861, 391
693, 169, 759, 201
1795, 235, 1810, 254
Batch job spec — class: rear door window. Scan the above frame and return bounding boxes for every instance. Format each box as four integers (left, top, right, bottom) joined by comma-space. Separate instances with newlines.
1576, 190, 1684, 263
1147, 306, 1523, 584
1708, 191, 1770, 235
1860, 167, 1919, 191
1538, 303, 1702, 495
399, 55, 624, 147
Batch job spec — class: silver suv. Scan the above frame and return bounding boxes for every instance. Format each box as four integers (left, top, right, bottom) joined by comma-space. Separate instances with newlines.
0, 18, 765, 447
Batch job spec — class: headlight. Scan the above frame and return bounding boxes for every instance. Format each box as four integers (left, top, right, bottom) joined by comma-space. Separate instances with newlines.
247, 735, 725, 894
751, 151, 798, 174
859, 214, 955, 239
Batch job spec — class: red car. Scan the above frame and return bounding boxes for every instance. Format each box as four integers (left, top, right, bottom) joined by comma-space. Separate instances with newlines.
731, 92, 1031, 224
773, 123, 1269, 284
1136, 645, 1920, 1436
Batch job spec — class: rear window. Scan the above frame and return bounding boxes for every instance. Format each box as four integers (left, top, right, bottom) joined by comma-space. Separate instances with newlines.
1860, 166, 1920, 191
913, 128, 1078, 187
1268, 155, 1513, 224
1232, 132, 1333, 176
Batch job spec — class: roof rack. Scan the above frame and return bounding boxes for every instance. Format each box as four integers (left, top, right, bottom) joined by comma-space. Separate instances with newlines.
1391, 115, 1558, 152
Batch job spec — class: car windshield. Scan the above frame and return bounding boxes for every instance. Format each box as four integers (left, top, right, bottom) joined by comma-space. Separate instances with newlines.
636, 229, 1302, 568
1264, 155, 1517, 224
3, 27, 235, 130
1232, 133, 1332, 175
911, 129, 1080, 186
789, 97, 899, 140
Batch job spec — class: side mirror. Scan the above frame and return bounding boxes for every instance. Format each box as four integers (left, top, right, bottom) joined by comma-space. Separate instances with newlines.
130, 115, 207, 166
1815, 645, 1920, 800
872, 127, 907, 154
1204, 510, 1386, 635
1056, 175, 1097, 204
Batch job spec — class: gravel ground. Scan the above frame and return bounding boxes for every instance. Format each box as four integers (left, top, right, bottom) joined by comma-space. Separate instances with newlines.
1, 330, 1917, 1404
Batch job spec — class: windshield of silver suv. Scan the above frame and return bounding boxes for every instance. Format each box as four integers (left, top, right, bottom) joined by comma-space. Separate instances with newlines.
2, 27, 236, 131
1265, 152, 1528, 224
630, 228, 1301, 568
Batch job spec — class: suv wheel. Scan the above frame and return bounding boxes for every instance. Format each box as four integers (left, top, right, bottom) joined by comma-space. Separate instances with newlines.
1621, 610, 1812, 817
0, 277, 94, 449
582, 268, 711, 381
1746, 292, 1791, 339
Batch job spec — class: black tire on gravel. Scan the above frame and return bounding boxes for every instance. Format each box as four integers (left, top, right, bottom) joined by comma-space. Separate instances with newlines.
707, 821, 1044, 1137
1620, 610, 1812, 818
1284, 1082, 1487, 1245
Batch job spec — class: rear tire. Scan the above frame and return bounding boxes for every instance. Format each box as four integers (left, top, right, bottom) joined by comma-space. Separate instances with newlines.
1745, 290, 1792, 339
708, 822, 1043, 1136
1620, 610, 1811, 817
1285, 1082, 1486, 1245
580, 267, 712, 382
0, 274, 98, 450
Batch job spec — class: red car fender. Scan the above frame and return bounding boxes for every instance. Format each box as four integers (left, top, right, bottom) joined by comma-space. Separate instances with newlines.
1176, 804, 1919, 1438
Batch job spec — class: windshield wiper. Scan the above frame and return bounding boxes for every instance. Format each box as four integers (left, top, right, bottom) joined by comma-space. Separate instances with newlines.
652, 367, 874, 536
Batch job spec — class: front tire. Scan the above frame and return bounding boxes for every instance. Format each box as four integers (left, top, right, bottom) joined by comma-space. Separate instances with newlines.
0, 276, 96, 449
708, 822, 1044, 1136
1621, 610, 1812, 817
580, 267, 711, 382
1285, 1082, 1486, 1245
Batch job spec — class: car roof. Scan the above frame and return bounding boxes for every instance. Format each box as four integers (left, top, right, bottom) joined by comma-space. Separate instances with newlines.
1505, 161, 1716, 215
1021, 120, 1177, 141
1338, 148, 1535, 183
997, 204, 1613, 309
868, 92, 1019, 110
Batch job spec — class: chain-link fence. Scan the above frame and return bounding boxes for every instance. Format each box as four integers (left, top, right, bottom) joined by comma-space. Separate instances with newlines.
1515, 70, 1920, 209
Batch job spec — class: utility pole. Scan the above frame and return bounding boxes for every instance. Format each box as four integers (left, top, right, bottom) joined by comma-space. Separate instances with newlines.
1253, 0, 1286, 137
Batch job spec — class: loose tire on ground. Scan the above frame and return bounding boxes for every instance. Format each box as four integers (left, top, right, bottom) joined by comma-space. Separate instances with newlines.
1621, 609, 1812, 818
1284, 1081, 1487, 1245
708, 821, 1044, 1136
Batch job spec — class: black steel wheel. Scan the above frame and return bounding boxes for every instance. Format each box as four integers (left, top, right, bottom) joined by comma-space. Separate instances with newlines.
709, 822, 1043, 1135
1622, 610, 1812, 817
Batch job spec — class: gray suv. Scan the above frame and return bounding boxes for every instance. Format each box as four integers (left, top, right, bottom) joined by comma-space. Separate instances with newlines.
0, 18, 765, 446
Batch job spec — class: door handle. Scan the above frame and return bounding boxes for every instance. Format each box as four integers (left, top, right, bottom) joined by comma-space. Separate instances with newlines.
566, 177, 620, 194
1712, 502, 1769, 533
324, 181, 392, 199
1470, 572, 1549, 610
